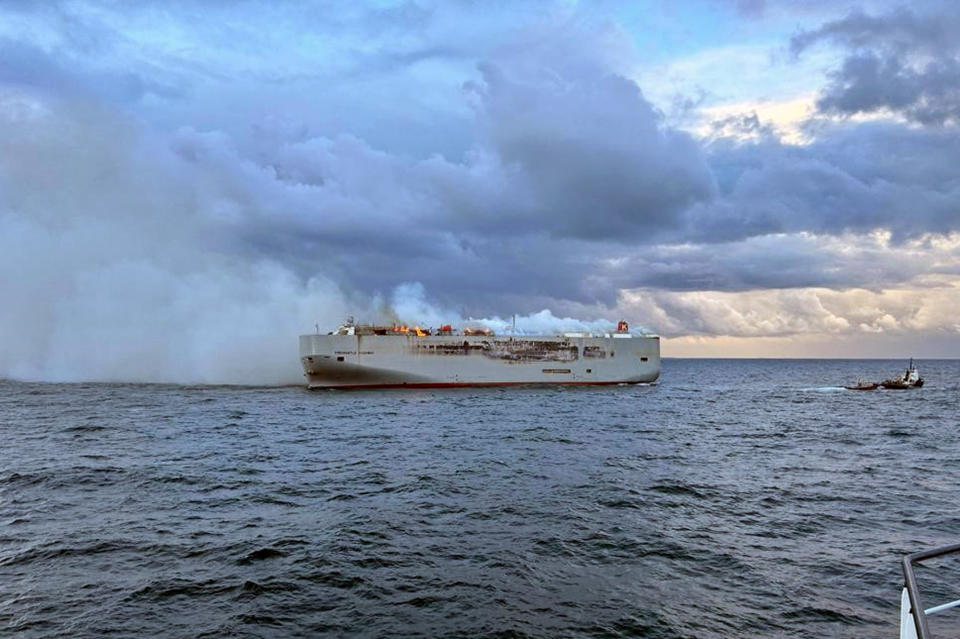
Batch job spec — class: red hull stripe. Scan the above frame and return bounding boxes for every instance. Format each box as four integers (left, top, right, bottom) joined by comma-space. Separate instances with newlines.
309, 380, 648, 390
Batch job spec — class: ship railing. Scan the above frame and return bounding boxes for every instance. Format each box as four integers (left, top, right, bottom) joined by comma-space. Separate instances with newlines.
901, 543, 960, 639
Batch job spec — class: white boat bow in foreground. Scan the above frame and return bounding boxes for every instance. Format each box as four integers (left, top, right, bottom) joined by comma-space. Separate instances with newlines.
900, 543, 960, 638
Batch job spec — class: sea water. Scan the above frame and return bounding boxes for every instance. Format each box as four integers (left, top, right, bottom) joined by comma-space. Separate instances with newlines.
3, 359, 960, 638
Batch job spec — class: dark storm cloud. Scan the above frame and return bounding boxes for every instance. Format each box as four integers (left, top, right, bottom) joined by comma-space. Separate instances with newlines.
694, 121, 960, 243
468, 60, 715, 241
201, 99, 960, 306
605, 233, 952, 292
792, 6, 960, 124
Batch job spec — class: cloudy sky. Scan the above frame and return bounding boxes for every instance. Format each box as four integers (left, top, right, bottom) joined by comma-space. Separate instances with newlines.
1, 0, 959, 383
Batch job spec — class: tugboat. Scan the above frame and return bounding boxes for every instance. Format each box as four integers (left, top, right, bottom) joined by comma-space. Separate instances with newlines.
881, 359, 924, 389
844, 379, 879, 391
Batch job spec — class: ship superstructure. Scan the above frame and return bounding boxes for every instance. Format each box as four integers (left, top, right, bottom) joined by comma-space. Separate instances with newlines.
299, 320, 660, 389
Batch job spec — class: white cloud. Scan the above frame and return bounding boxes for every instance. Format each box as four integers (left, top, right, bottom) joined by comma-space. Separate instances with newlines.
619, 275, 960, 343
698, 94, 817, 143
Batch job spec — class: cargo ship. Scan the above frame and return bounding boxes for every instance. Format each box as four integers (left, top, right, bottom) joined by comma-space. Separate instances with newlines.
299, 319, 660, 389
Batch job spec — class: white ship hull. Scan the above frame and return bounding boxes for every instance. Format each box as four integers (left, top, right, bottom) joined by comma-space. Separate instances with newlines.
299, 333, 660, 389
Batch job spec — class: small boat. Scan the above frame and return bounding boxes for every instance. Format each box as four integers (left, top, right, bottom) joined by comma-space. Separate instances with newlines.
881, 359, 924, 389
844, 380, 879, 391
900, 542, 960, 638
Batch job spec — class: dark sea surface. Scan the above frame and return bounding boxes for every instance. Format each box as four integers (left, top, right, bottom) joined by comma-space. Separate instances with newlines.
3, 358, 960, 638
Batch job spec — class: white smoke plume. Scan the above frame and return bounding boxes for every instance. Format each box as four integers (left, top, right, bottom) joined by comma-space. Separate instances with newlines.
384, 282, 643, 336
0, 99, 354, 385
